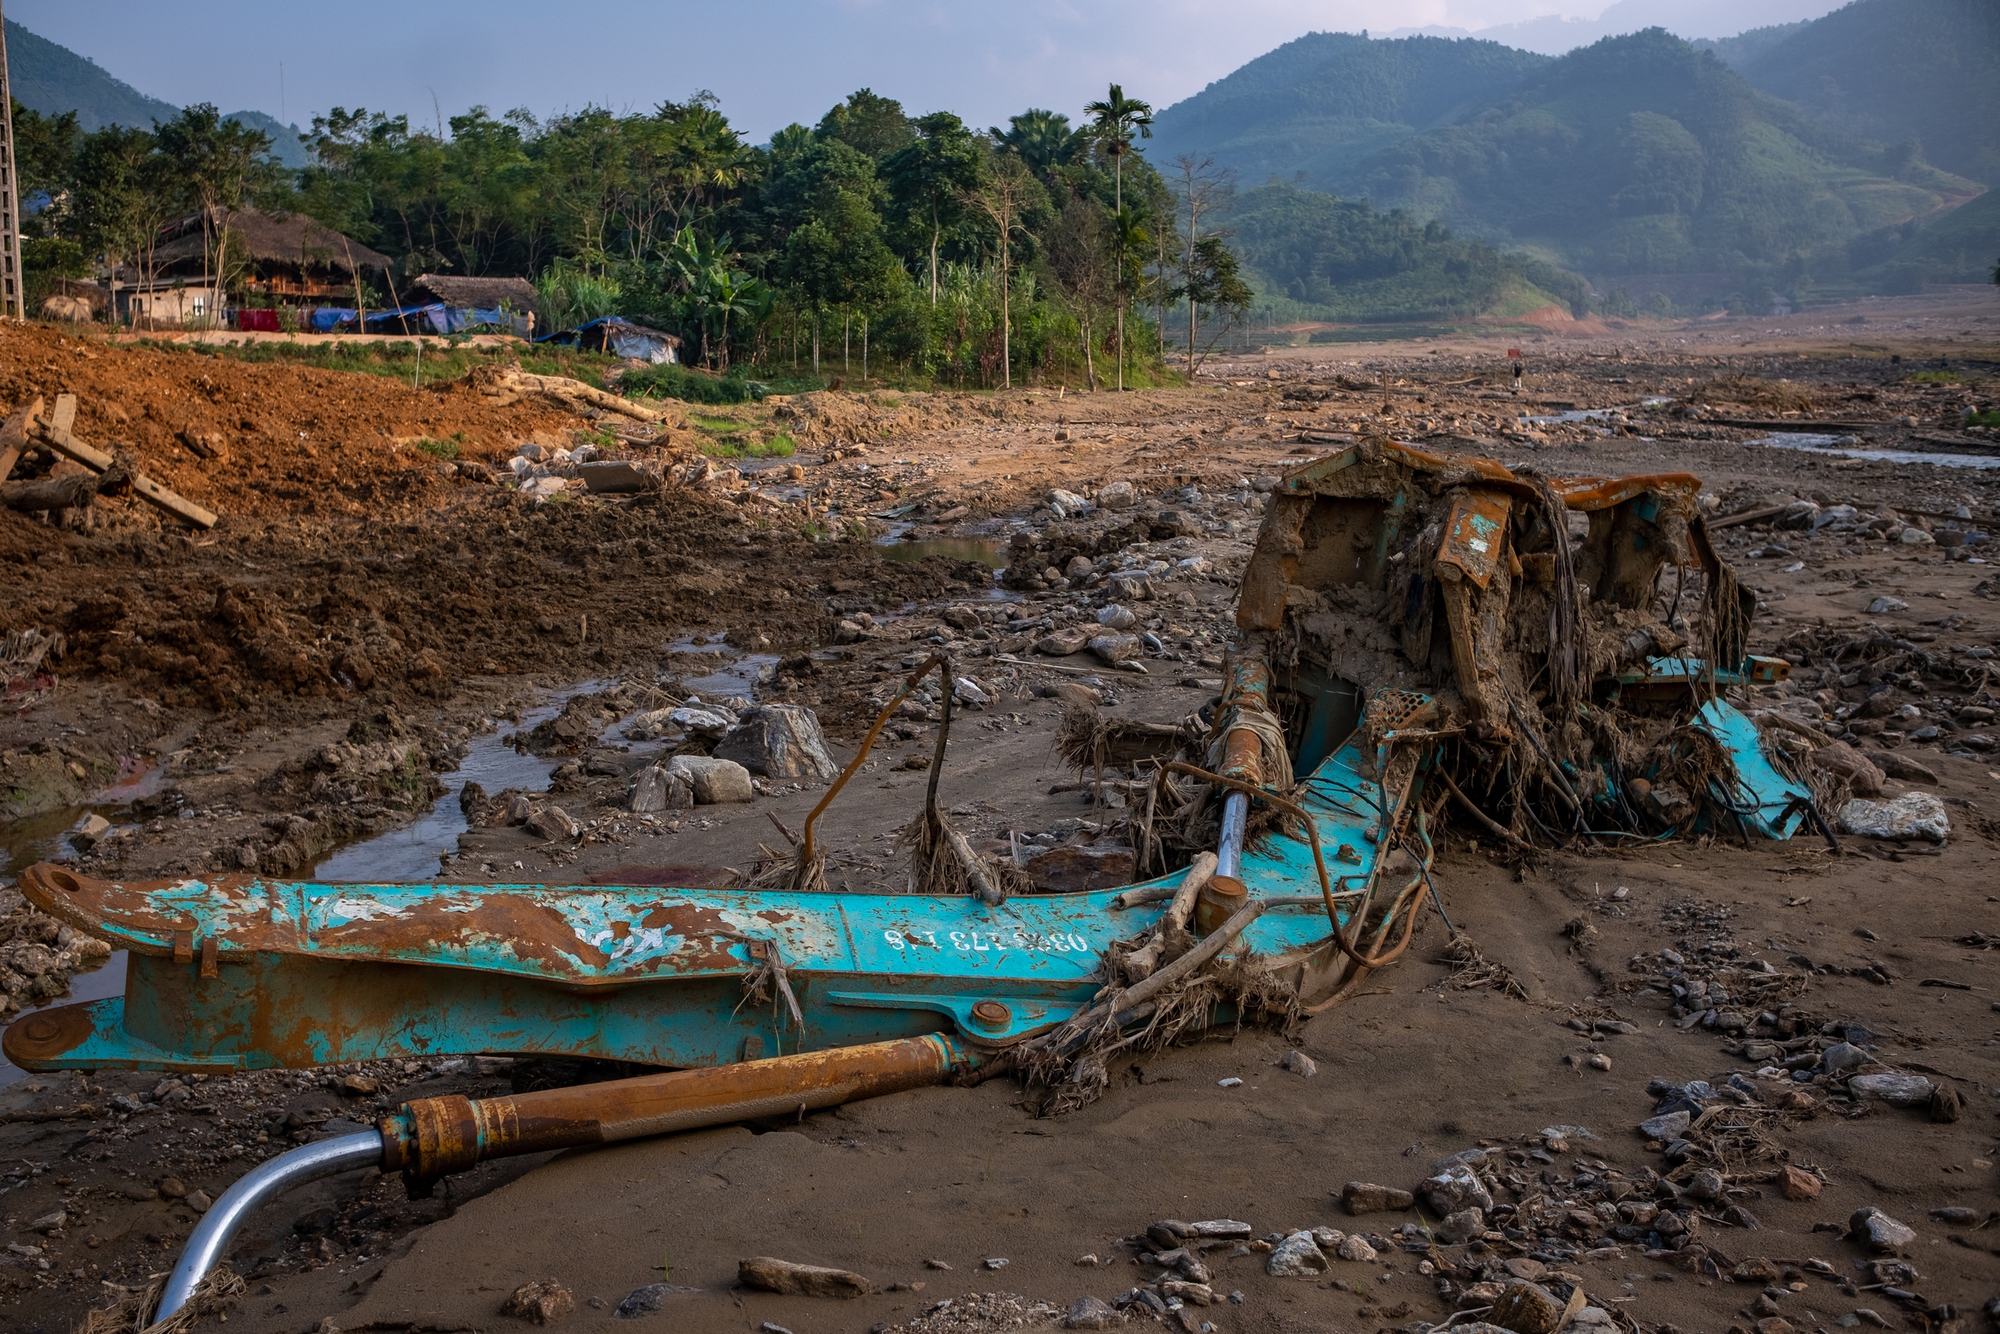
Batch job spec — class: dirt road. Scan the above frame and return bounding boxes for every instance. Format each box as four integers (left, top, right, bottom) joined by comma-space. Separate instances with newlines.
0, 290, 1996, 1333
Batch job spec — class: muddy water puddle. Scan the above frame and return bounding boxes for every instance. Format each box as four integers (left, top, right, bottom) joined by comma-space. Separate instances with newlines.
314, 690, 584, 883
1, 758, 169, 881
1755, 431, 2000, 471
876, 533, 1011, 568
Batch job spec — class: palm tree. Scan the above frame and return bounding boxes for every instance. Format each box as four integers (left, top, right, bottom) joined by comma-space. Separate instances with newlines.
1084, 85, 1153, 389
991, 109, 1078, 179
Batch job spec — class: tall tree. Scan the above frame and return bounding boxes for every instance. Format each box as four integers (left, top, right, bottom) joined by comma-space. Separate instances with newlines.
815, 89, 914, 160
883, 112, 984, 304
154, 104, 277, 323
1172, 154, 1233, 367
991, 109, 1080, 180
1044, 194, 1112, 390
964, 152, 1042, 390
70, 125, 176, 309
1083, 85, 1153, 389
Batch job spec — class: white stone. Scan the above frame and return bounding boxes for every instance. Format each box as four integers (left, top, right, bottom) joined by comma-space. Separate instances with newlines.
1265, 1231, 1328, 1277
1097, 480, 1139, 509
1838, 792, 1949, 843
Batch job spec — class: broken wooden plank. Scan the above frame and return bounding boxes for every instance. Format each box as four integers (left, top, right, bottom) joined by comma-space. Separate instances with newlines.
38, 393, 219, 529
0, 396, 44, 484
3, 474, 103, 512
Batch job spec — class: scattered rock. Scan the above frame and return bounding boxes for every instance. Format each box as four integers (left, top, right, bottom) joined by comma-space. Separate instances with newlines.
340, 1073, 381, 1096
1095, 604, 1138, 631
1872, 752, 1938, 784
70, 812, 111, 849
613, 1283, 700, 1317
1105, 571, 1155, 601
666, 756, 755, 804
1780, 1165, 1824, 1200
1036, 626, 1092, 656
1636, 1107, 1693, 1140
527, 805, 580, 841
1046, 488, 1091, 518
1280, 1050, 1317, 1078
1487, 1280, 1574, 1334
1849, 1208, 1916, 1253
28, 1211, 65, 1234
1439, 1208, 1485, 1244
713, 705, 839, 781
1866, 596, 1909, 614
1838, 792, 1949, 842
1809, 741, 1884, 797
1265, 1231, 1328, 1277
1088, 634, 1143, 665
1341, 1182, 1414, 1215
1062, 1295, 1122, 1329
630, 764, 694, 814
1847, 1072, 1934, 1106
1335, 1234, 1377, 1262
1097, 481, 1139, 510
504, 1279, 576, 1325
736, 1256, 872, 1298
1422, 1162, 1495, 1215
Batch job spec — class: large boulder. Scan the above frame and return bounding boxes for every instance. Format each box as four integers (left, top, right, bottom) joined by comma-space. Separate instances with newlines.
630, 764, 694, 813
667, 755, 755, 804
714, 705, 839, 781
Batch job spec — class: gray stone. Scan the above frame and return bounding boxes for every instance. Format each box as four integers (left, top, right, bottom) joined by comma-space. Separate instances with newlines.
1281, 1050, 1318, 1078
1422, 1163, 1494, 1215
1341, 1182, 1415, 1214
1849, 1207, 1917, 1253
1088, 634, 1142, 665
1064, 556, 1095, 579
527, 806, 580, 841
614, 1283, 700, 1317
1095, 603, 1138, 631
1105, 570, 1155, 601
1638, 1109, 1692, 1141
1046, 488, 1091, 517
1866, 596, 1909, 614
630, 764, 694, 814
185, 1190, 212, 1213
667, 706, 735, 739
70, 813, 111, 848
1187, 1220, 1252, 1238
1439, 1208, 1485, 1244
1062, 1295, 1123, 1329
1265, 1231, 1328, 1277
1821, 1042, 1869, 1073
1335, 1234, 1377, 1262
1096, 480, 1139, 509
714, 705, 839, 781
667, 756, 755, 804
1847, 1073, 1934, 1107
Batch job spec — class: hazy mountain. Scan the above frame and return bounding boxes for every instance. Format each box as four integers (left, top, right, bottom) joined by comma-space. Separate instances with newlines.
1722, 0, 2000, 185
1348, 30, 1978, 275
1149, 33, 1548, 189
5, 19, 308, 168
5, 18, 176, 131
1386, 0, 1837, 56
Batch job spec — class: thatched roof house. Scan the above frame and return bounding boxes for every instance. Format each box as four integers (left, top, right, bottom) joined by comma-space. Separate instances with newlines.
150, 208, 392, 301
407, 274, 539, 312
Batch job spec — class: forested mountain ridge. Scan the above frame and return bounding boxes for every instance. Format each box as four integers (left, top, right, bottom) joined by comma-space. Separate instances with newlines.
1347, 29, 1979, 275
1721, 0, 2000, 186
1148, 33, 1550, 189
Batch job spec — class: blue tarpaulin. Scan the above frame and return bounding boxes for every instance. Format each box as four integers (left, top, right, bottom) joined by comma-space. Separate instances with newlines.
536, 316, 679, 363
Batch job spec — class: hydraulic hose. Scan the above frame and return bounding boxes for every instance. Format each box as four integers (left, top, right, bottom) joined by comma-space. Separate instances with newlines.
157, 1034, 975, 1321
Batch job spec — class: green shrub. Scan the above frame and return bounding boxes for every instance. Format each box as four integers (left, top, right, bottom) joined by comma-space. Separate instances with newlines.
622, 362, 767, 404
413, 436, 461, 460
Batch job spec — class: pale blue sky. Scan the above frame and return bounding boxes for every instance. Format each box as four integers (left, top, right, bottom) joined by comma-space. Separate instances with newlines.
12, 0, 1848, 139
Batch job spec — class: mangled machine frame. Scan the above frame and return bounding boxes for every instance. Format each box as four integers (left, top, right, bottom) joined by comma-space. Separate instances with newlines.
6, 439, 1813, 1318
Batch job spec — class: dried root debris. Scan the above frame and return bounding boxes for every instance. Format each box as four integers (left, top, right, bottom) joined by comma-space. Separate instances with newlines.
79, 1265, 244, 1334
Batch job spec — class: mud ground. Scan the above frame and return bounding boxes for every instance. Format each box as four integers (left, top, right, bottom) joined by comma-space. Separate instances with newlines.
1, 289, 1997, 1333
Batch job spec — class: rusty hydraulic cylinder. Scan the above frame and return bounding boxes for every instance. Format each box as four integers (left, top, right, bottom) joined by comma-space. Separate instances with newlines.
380, 1033, 975, 1179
